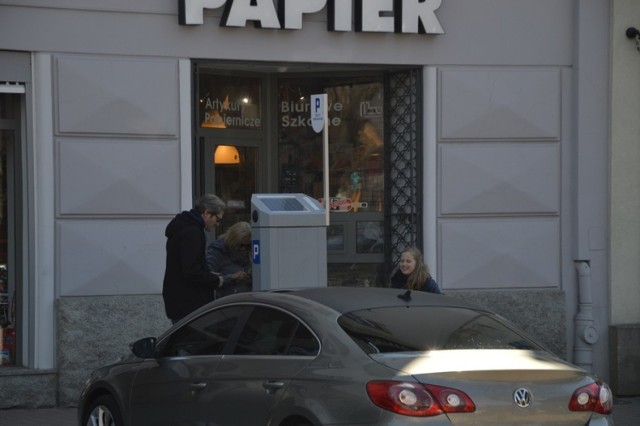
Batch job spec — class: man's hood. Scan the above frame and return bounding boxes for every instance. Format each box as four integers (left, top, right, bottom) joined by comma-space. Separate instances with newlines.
165, 210, 203, 238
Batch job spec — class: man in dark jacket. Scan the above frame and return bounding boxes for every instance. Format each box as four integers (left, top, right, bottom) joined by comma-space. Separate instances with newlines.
162, 194, 226, 323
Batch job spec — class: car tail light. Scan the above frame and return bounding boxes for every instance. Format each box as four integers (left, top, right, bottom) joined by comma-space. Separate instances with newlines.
366, 381, 476, 417
568, 381, 612, 415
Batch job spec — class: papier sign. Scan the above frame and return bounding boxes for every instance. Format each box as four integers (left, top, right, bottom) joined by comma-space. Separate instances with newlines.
311, 94, 325, 133
178, 0, 444, 34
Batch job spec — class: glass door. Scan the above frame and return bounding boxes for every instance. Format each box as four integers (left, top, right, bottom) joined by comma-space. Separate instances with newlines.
196, 69, 267, 235
204, 141, 260, 233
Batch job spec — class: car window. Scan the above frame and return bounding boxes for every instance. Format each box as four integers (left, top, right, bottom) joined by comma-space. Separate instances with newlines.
232, 306, 319, 356
287, 323, 320, 356
161, 306, 245, 357
338, 306, 543, 354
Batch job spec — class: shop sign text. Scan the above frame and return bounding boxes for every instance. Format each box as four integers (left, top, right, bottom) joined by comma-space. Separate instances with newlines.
179, 0, 444, 34
201, 95, 262, 129
281, 100, 343, 128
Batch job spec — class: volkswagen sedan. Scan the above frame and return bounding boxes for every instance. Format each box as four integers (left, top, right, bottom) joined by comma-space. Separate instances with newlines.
78, 287, 613, 425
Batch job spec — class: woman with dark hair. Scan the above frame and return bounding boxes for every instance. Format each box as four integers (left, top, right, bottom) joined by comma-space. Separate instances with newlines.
390, 247, 441, 294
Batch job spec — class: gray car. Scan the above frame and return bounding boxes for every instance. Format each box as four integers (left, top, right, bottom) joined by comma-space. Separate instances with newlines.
78, 287, 614, 425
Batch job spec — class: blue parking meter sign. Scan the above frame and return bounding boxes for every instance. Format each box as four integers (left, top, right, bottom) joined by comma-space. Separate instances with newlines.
311, 94, 325, 133
252, 240, 260, 264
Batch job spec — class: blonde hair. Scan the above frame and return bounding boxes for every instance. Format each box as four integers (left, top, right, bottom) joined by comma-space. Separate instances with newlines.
222, 221, 251, 252
401, 247, 431, 290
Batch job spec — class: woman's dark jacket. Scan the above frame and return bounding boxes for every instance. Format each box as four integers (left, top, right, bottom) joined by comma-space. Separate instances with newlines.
390, 270, 442, 294
207, 239, 252, 298
162, 209, 219, 321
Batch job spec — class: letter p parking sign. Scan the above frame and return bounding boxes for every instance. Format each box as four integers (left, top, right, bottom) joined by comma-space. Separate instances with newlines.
311, 94, 326, 133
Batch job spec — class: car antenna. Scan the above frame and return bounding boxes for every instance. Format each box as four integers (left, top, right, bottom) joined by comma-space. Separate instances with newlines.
397, 290, 412, 301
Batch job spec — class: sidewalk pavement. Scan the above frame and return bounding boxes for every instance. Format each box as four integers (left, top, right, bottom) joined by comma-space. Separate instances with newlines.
1, 397, 639, 425
614, 396, 640, 425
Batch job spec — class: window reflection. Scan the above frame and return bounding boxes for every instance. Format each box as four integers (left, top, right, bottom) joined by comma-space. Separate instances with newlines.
327, 224, 345, 252
277, 79, 384, 213
338, 307, 543, 354
233, 306, 319, 356
162, 306, 245, 357
356, 221, 383, 254
199, 75, 262, 130
214, 146, 257, 229
278, 78, 385, 285
327, 263, 383, 288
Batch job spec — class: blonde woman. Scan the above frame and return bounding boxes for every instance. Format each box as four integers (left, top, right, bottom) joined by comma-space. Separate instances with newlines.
206, 221, 252, 298
390, 247, 441, 294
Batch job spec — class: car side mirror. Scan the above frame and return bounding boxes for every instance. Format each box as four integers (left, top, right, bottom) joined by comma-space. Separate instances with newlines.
130, 337, 157, 359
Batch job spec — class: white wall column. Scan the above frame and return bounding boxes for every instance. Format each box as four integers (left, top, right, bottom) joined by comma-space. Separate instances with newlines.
31, 53, 56, 368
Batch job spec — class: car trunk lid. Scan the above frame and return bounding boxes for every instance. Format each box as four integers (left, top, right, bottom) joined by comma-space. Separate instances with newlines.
370, 349, 597, 425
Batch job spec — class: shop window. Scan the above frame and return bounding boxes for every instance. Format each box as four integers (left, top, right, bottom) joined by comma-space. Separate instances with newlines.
213, 145, 258, 226
197, 71, 265, 235
194, 67, 421, 289
278, 78, 385, 287
327, 224, 345, 252
327, 263, 385, 288
198, 74, 262, 130
277, 79, 384, 211
0, 94, 19, 366
356, 221, 384, 254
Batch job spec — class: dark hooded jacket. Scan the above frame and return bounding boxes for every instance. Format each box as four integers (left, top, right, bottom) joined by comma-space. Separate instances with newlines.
162, 209, 220, 321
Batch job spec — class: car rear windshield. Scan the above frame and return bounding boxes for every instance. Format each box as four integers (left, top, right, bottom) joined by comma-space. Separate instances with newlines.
338, 306, 543, 354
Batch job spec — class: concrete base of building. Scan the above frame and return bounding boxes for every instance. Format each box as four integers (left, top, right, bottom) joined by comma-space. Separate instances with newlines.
57, 294, 170, 406
609, 324, 640, 396
452, 289, 566, 359
0, 368, 57, 409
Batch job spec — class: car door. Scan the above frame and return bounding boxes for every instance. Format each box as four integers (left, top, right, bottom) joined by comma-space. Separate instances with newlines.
202, 306, 320, 425
129, 306, 248, 425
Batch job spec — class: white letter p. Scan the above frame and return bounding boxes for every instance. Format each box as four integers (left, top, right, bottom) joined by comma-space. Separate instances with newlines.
179, 0, 227, 25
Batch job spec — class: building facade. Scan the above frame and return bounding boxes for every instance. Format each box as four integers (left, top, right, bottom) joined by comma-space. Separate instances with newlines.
0, 0, 636, 407
610, 0, 640, 397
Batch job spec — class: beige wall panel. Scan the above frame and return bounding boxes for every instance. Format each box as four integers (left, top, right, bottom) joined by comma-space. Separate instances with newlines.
440, 143, 560, 214
440, 68, 561, 140
58, 219, 166, 296
55, 55, 179, 136
440, 218, 560, 290
57, 138, 181, 215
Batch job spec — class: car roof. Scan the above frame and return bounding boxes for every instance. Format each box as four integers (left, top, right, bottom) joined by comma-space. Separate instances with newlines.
262, 286, 491, 315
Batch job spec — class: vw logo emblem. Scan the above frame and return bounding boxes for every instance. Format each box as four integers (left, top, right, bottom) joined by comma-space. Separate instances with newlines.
514, 388, 532, 408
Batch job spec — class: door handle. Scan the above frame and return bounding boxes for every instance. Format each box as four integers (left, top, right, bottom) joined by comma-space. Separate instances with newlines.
190, 382, 208, 391
262, 380, 285, 395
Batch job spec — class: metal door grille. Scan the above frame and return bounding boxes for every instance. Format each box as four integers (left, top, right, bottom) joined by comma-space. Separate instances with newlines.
384, 70, 423, 278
